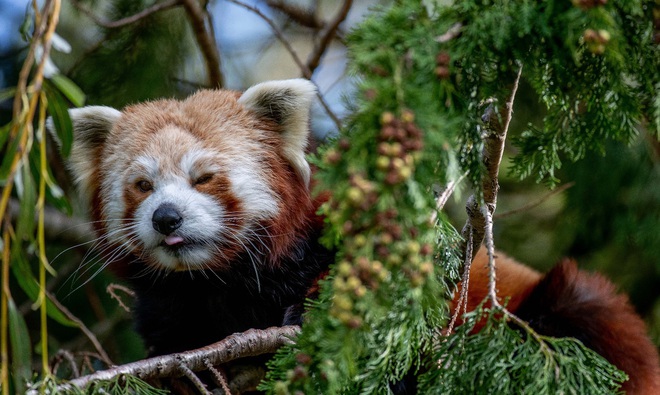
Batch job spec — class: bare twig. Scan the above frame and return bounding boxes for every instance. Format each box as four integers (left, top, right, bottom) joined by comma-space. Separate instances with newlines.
227, 0, 343, 131
445, 231, 473, 335
46, 291, 114, 366
460, 64, 523, 264
178, 361, 211, 395
305, 0, 352, 76
181, 0, 223, 87
205, 359, 231, 394
494, 182, 575, 219
70, 0, 181, 29
51, 350, 80, 378
106, 283, 135, 313
266, 0, 323, 29
62, 326, 300, 390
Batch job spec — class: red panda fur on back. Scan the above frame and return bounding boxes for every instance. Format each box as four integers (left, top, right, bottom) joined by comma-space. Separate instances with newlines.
48, 79, 659, 393
461, 248, 660, 394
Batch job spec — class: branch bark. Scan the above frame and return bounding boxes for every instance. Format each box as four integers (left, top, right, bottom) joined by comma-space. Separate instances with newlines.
305, 0, 352, 76
181, 0, 224, 88
62, 326, 300, 390
460, 65, 522, 264
227, 0, 344, 131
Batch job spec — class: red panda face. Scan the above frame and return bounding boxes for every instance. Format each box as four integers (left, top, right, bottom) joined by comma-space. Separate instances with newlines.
49, 79, 317, 273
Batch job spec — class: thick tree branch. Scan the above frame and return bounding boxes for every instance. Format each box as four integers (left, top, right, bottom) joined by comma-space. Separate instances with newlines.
62, 326, 300, 390
181, 0, 224, 87
70, 0, 181, 29
460, 65, 522, 263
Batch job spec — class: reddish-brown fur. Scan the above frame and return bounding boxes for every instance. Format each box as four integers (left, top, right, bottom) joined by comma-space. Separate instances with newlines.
454, 247, 660, 394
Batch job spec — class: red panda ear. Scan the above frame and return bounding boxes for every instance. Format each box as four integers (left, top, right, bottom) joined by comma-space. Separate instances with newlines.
47, 106, 121, 206
238, 79, 316, 187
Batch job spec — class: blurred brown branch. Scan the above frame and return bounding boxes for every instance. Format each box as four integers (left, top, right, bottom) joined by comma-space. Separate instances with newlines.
7, 198, 93, 245
229, 0, 344, 130
266, 0, 322, 29
494, 182, 575, 219
62, 325, 300, 391
181, 0, 224, 87
305, 0, 352, 75
70, 0, 181, 29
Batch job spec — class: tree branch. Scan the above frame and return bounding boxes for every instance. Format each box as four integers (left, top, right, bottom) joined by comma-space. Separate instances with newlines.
227, 0, 343, 131
46, 291, 114, 367
460, 64, 523, 263
62, 326, 300, 390
70, 0, 181, 29
181, 0, 224, 87
494, 182, 575, 219
305, 0, 352, 76
266, 0, 323, 29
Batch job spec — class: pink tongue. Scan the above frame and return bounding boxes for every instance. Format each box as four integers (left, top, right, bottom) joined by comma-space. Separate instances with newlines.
164, 235, 184, 246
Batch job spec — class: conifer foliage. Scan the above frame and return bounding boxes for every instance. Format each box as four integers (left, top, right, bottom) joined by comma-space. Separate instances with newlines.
262, 0, 657, 393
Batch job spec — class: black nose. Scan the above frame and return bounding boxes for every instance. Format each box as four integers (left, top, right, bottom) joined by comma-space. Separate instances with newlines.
152, 204, 183, 235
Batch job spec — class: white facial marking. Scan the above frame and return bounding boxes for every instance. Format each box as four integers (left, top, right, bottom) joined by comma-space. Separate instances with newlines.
226, 153, 279, 220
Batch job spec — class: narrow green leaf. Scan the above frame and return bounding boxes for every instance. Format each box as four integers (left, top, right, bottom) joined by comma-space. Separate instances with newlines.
0, 122, 10, 151
49, 74, 85, 107
44, 81, 74, 158
0, 126, 23, 182
10, 246, 77, 327
8, 298, 32, 395
15, 163, 37, 242
0, 87, 16, 102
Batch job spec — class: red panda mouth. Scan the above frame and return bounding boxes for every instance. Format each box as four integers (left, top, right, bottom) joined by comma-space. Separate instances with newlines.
159, 236, 194, 252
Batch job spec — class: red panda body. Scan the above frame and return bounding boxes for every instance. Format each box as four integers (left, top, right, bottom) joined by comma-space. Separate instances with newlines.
49, 80, 659, 393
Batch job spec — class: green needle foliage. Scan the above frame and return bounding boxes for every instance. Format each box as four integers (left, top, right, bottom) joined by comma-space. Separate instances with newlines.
262, 0, 656, 393
420, 307, 628, 394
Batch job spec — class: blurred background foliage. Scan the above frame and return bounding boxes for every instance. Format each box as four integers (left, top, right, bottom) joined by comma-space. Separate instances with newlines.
0, 0, 658, 391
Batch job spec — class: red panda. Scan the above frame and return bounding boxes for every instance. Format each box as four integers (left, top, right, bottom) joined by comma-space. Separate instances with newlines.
48, 79, 659, 393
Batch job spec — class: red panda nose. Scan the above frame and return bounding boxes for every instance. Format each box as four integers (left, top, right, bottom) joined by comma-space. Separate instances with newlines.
152, 204, 183, 235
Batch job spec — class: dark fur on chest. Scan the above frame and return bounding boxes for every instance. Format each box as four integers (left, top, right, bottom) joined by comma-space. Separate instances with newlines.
126, 235, 333, 356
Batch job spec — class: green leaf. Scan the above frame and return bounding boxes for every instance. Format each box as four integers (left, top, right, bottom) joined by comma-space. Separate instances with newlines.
15, 163, 37, 242
0, 122, 10, 152
49, 74, 85, 107
0, 87, 16, 102
0, 125, 23, 183
8, 298, 32, 395
10, 246, 77, 327
44, 82, 74, 158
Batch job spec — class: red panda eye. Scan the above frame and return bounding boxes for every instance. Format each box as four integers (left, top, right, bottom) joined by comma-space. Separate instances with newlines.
194, 174, 213, 186
136, 180, 153, 193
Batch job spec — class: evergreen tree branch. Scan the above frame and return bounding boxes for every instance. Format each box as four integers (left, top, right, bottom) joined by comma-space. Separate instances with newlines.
181, 0, 224, 88
69, 0, 181, 29
460, 64, 522, 264
61, 326, 300, 391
